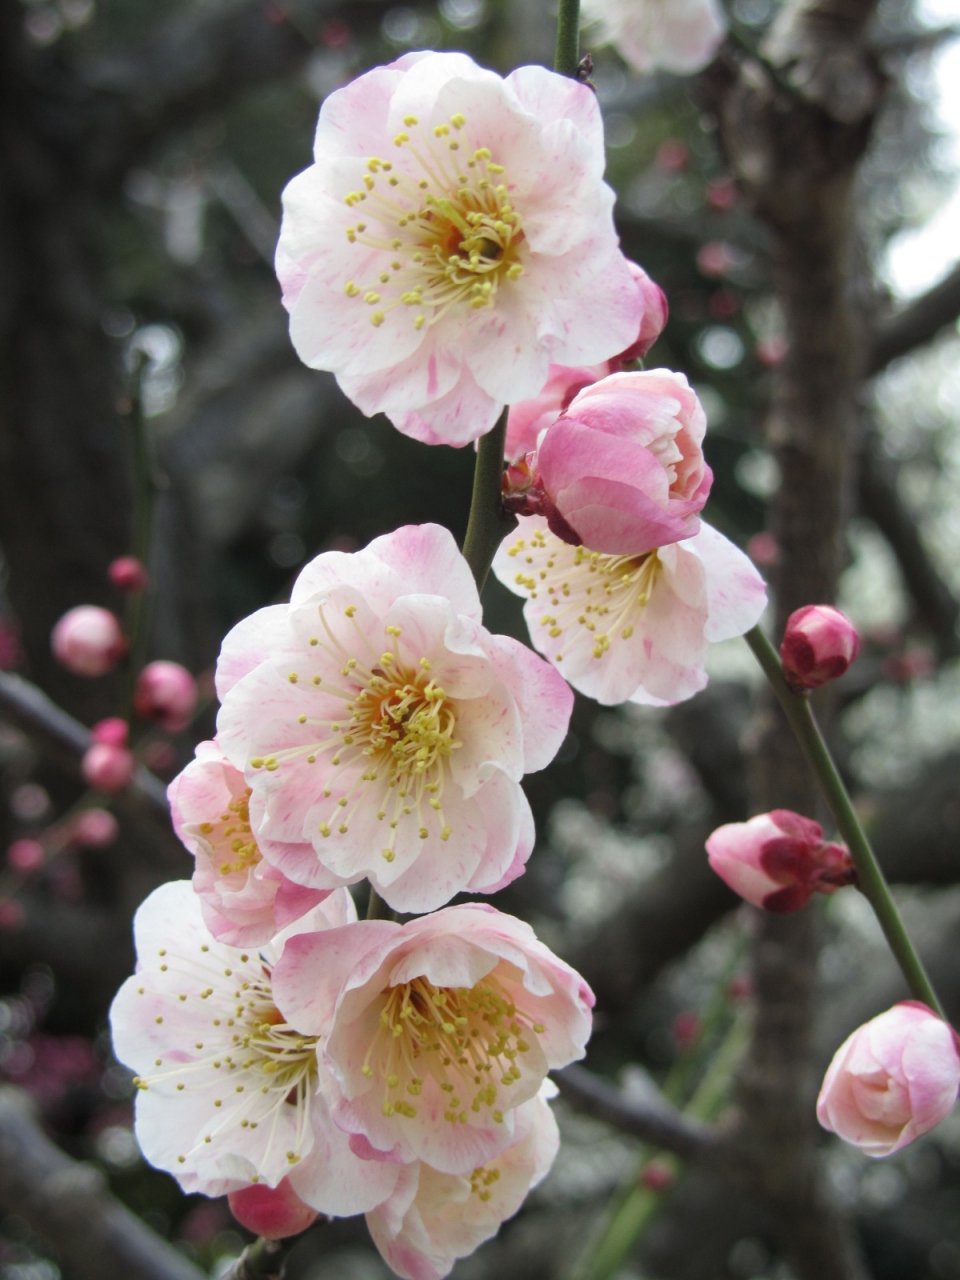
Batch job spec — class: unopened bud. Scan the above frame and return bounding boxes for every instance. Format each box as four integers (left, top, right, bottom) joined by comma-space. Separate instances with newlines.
108, 556, 150, 593
707, 809, 855, 913
780, 604, 860, 691
617, 260, 668, 364
134, 661, 197, 733
7, 839, 44, 874
82, 743, 136, 792
228, 1179, 319, 1239
640, 1159, 676, 1192
51, 607, 127, 677
91, 717, 129, 748
71, 808, 119, 848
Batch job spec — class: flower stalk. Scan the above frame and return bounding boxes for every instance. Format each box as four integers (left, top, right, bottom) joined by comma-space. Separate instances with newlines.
554, 0, 582, 78
745, 624, 945, 1018
122, 355, 159, 725
461, 407, 516, 591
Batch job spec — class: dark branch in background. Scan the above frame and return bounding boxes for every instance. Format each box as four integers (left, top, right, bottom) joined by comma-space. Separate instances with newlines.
0, 1087, 204, 1280
857, 430, 960, 656
554, 1066, 721, 1165
867, 261, 960, 375
86, 0, 392, 182
0, 671, 168, 814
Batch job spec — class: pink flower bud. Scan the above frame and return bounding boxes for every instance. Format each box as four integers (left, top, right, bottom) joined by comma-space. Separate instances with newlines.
7, 839, 45, 874
505, 364, 609, 463
673, 1012, 700, 1049
91, 717, 129, 748
51, 607, 127, 677
706, 810, 856, 912
108, 556, 149, 593
71, 809, 119, 848
0, 900, 24, 930
534, 370, 712, 556
780, 605, 860, 691
227, 1180, 319, 1240
817, 1002, 960, 1157
133, 661, 197, 733
640, 1159, 675, 1192
618, 261, 669, 363
82, 743, 135, 792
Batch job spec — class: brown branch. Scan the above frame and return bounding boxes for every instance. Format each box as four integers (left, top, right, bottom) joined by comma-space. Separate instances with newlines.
553, 1066, 721, 1165
0, 1087, 204, 1280
857, 430, 960, 655
867, 261, 960, 376
0, 670, 169, 815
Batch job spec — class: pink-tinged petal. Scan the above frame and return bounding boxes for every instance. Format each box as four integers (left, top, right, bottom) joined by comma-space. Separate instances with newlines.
365, 523, 482, 622
507, 64, 604, 151
271, 922, 401, 1037
448, 680, 524, 792
504, 363, 608, 461
470, 783, 535, 894
463, 284, 550, 406
483, 634, 573, 774
228, 1180, 319, 1239
685, 523, 768, 641
390, 368, 502, 448
525, 240, 642, 369
216, 605, 290, 702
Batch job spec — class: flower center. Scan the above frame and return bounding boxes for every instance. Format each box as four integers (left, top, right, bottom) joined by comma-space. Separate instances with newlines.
250, 610, 461, 858
196, 789, 262, 878
360, 973, 545, 1125
342, 112, 525, 331
133, 951, 319, 1176
506, 526, 661, 663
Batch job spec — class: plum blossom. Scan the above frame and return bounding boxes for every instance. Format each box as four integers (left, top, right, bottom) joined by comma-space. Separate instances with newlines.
503, 264, 668, 462
582, 0, 727, 76
492, 516, 766, 706
110, 881, 401, 1213
817, 1003, 960, 1157
216, 524, 573, 914
780, 604, 860, 691
276, 51, 642, 446
706, 810, 855, 912
271, 903, 593, 1176
168, 740, 329, 948
531, 370, 712, 555
366, 1085, 560, 1280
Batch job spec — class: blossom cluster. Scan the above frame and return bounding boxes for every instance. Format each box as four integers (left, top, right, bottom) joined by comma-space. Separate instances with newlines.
106, 40, 889, 1279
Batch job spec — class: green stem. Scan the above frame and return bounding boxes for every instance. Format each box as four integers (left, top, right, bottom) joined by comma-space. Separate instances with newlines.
220, 1236, 288, 1280
460, 408, 515, 591
366, 887, 396, 921
554, 0, 581, 77
745, 624, 945, 1018
122, 357, 159, 725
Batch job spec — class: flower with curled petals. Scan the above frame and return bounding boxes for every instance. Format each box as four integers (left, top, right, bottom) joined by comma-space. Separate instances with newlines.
271, 904, 593, 1177
492, 516, 766, 706
276, 51, 642, 446
216, 524, 573, 914
109, 881, 400, 1216
168, 740, 329, 948
818, 1003, 960, 1157
366, 1084, 560, 1280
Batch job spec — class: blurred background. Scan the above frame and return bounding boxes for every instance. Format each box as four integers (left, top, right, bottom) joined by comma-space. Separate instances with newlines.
2, 0, 960, 1277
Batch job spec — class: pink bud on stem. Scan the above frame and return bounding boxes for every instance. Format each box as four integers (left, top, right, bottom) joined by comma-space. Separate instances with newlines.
706, 810, 855, 912
51, 607, 127, 677
134, 661, 198, 733
108, 556, 150, 593
82, 744, 135, 792
227, 1180, 319, 1239
780, 604, 860, 691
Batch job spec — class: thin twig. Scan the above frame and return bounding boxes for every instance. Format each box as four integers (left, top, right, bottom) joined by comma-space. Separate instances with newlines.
220, 1236, 292, 1280
553, 1065, 721, 1164
460, 408, 515, 591
0, 670, 168, 815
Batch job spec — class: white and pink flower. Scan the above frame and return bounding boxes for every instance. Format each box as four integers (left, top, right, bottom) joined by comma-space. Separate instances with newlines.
366, 1085, 560, 1280
215, 524, 573, 914
271, 903, 593, 1176
582, 0, 727, 76
168, 740, 330, 948
110, 881, 401, 1214
817, 1002, 960, 1157
492, 517, 766, 706
276, 51, 642, 446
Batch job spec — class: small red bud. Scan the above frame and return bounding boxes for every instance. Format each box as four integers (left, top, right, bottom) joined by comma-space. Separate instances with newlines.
82, 743, 136, 792
108, 556, 150, 593
51, 607, 127, 677
640, 1159, 676, 1192
228, 1180, 319, 1239
7, 839, 45, 874
71, 809, 119, 848
134, 661, 198, 733
672, 1012, 701, 1050
91, 717, 129, 748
